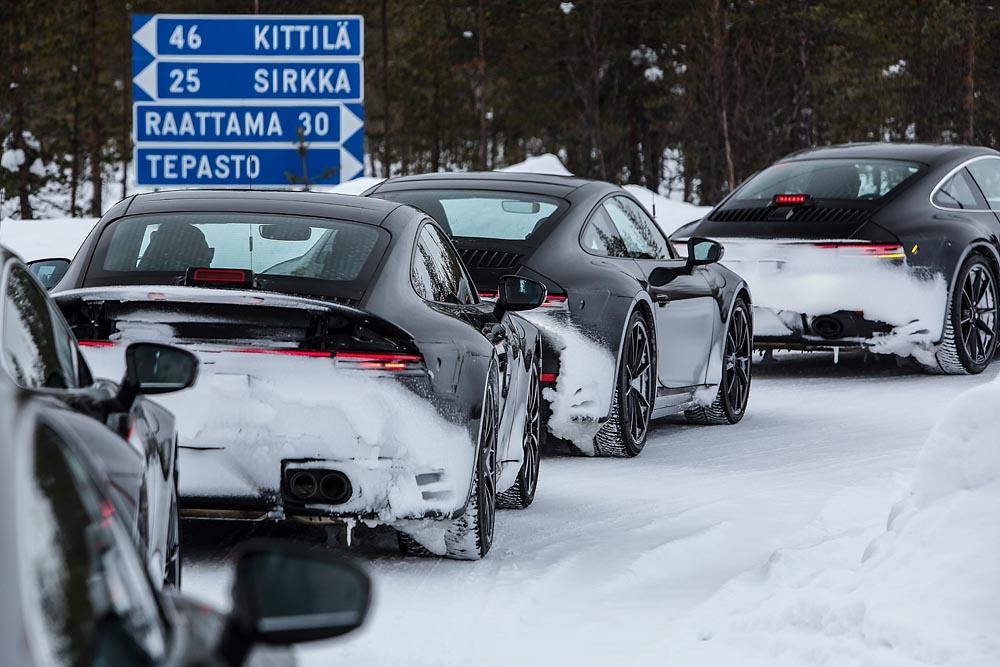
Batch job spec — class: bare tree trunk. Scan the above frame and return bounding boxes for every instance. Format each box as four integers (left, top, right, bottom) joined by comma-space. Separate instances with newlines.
6, 5, 33, 219
380, 0, 391, 177
121, 7, 130, 199
87, 0, 103, 217
711, 0, 735, 191
586, 0, 605, 179
961, 4, 976, 143
797, 0, 815, 147
475, 0, 488, 170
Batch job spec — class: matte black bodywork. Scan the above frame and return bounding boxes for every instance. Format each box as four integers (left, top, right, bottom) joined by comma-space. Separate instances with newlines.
366, 173, 752, 439
50, 190, 541, 529
0, 248, 181, 586
671, 143, 1000, 349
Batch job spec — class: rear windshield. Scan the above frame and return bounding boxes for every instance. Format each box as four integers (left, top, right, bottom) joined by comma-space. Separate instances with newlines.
732, 158, 923, 202
84, 212, 389, 302
375, 189, 566, 241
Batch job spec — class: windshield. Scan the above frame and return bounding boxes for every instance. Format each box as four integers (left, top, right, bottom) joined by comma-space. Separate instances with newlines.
84, 213, 389, 302
376, 189, 565, 240
733, 158, 923, 202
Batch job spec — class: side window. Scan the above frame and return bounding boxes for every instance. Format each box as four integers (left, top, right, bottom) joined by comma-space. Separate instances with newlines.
411, 225, 475, 304
581, 208, 630, 258
2, 264, 79, 389
20, 424, 167, 667
602, 196, 671, 260
933, 169, 987, 210
967, 159, 1000, 211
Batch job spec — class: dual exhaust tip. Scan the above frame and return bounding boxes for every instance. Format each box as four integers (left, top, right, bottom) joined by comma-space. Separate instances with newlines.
286, 469, 352, 505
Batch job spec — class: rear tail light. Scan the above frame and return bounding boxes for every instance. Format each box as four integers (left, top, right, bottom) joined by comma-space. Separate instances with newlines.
79, 340, 116, 348
334, 351, 424, 371
186, 267, 252, 287
541, 294, 568, 309
813, 243, 906, 260
230, 347, 333, 358
227, 347, 425, 372
478, 290, 569, 311
773, 193, 810, 206
540, 372, 558, 383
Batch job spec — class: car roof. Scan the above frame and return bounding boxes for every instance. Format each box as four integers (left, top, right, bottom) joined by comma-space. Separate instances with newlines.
372, 171, 597, 198
780, 142, 998, 165
122, 188, 405, 226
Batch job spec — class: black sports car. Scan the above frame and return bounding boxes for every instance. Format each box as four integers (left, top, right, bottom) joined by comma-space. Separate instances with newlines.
671, 143, 1000, 374
1, 374, 370, 667
366, 173, 753, 457
2, 246, 196, 587
42, 189, 546, 560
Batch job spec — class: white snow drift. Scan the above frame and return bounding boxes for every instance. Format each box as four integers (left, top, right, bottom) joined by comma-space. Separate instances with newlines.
663, 373, 1000, 667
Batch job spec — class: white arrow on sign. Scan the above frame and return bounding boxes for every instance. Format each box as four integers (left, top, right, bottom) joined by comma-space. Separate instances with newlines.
340, 146, 364, 181
133, 17, 158, 56
339, 105, 363, 140
133, 62, 158, 100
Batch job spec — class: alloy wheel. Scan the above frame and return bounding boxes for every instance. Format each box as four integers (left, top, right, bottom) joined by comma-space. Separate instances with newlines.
959, 264, 998, 366
623, 318, 654, 443
480, 382, 498, 550
724, 306, 752, 415
521, 365, 541, 498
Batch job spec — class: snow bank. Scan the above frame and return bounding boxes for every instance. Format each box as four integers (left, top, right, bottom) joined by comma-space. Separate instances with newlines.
668, 374, 1000, 667
0, 218, 98, 262
622, 184, 711, 237
497, 153, 573, 176
525, 312, 615, 453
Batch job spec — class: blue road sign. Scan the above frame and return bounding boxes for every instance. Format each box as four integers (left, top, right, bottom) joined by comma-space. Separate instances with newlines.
137, 146, 361, 186
132, 13, 364, 186
133, 61, 363, 102
134, 103, 364, 144
133, 15, 363, 58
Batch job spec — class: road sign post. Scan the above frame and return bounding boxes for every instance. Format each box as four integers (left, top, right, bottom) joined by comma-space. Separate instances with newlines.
132, 14, 364, 187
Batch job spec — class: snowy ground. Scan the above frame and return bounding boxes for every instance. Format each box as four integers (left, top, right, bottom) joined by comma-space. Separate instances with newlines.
183, 352, 999, 667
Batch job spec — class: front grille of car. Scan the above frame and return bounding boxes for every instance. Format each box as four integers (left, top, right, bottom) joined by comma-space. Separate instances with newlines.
458, 248, 523, 269
711, 206, 871, 225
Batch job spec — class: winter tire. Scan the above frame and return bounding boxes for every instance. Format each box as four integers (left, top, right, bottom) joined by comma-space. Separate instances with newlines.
927, 253, 998, 375
498, 355, 541, 510
593, 311, 654, 457
686, 297, 752, 424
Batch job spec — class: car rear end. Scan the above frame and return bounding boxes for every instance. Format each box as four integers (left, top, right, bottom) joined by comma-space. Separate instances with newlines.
54, 211, 475, 528
672, 157, 947, 352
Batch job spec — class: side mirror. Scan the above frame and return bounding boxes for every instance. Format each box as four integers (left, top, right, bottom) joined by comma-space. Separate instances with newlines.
688, 237, 724, 266
27, 258, 71, 290
119, 342, 198, 409
218, 542, 371, 666
494, 275, 547, 317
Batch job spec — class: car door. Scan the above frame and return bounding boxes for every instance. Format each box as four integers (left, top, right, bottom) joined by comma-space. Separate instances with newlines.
602, 196, 717, 389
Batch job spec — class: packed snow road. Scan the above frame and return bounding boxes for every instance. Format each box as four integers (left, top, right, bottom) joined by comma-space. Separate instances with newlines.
183, 352, 998, 666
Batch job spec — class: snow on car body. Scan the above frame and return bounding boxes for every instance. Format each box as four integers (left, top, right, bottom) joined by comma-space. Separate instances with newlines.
45, 190, 546, 559
672, 143, 1000, 374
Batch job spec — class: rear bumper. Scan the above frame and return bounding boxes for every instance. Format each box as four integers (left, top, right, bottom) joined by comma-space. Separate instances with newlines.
179, 454, 467, 524
754, 307, 895, 349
